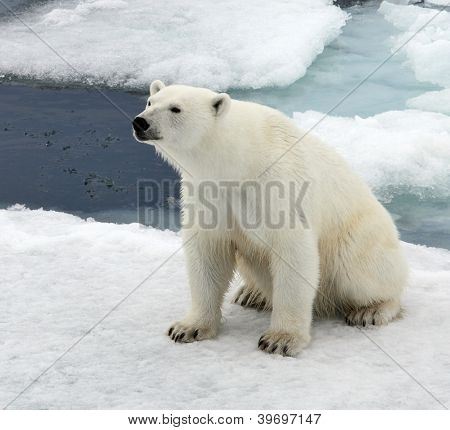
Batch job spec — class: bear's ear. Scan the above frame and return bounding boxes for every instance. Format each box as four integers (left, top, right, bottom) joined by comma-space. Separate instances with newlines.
211, 93, 231, 117
150, 80, 165, 95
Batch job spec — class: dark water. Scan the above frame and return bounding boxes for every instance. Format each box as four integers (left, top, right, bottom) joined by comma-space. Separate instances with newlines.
0, 0, 50, 16
0, 82, 180, 226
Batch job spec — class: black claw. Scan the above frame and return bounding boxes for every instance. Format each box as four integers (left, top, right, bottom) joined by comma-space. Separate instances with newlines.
175, 334, 180, 342
261, 341, 269, 350
171, 333, 176, 340
241, 293, 250, 307
270, 344, 278, 353
193, 329, 199, 339
362, 320, 366, 327
179, 333, 185, 341
282, 345, 289, 356
168, 327, 174, 336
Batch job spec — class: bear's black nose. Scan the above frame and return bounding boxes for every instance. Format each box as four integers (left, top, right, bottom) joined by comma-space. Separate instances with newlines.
132, 116, 149, 133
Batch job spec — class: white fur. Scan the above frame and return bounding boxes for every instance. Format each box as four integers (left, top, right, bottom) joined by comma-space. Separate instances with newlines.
134, 82, 408, 356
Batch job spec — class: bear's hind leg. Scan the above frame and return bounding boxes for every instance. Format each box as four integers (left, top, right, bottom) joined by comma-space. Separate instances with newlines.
332, 217, 408, 328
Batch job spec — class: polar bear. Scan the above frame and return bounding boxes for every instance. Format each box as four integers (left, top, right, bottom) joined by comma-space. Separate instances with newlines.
132, 80, 408, 356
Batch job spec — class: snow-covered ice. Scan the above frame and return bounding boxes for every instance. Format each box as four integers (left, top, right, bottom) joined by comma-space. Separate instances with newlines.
380, 1, 450, 114
407, 89, 450, 114
1, 206, 449, 409
0, 0, 347, 90
294, 109, 450, 201
380, 0, 450, 88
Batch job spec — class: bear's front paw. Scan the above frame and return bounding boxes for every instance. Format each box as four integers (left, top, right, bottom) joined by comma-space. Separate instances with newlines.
258, 330, 310, 357
167, 321, 218, 343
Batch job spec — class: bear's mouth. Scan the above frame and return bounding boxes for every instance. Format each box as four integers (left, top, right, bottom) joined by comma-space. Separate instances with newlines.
133, 130, 162, 143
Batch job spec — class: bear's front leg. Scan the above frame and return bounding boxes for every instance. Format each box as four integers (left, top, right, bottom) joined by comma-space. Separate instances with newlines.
258, 231, 319, 356
168, 230, 235, 343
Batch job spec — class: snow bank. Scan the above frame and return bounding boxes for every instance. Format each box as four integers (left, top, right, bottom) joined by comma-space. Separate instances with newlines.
407, 88, 450, 114
294, 110, 450, 201
1, 206, 449, 409
0, 0, 347, 90
380, 1, 450, 114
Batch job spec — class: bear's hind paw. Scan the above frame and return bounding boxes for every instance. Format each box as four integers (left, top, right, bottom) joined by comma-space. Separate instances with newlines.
345, 299, 401, 327
233, 285, 271, 311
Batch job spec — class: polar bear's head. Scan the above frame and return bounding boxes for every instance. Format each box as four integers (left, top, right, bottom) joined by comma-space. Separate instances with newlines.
132, 81, 231, 150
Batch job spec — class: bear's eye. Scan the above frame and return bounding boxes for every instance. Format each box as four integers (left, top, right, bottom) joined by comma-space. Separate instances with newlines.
147, 100, 151, 107
170, 107, 181, 113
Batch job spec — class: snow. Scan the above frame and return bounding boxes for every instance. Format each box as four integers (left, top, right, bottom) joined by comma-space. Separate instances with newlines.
1, 206, 449, 409
0, 0, 347, 90
425, 0, 450, 5
407, 88, 450, 114
380, 1, 450, 114
293, 109, 450, 202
